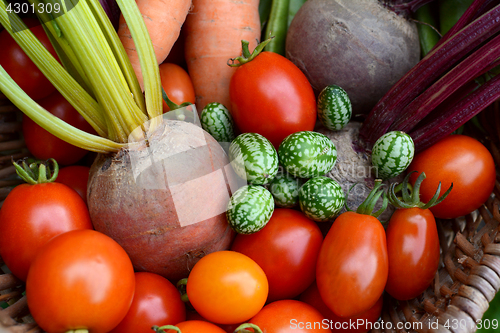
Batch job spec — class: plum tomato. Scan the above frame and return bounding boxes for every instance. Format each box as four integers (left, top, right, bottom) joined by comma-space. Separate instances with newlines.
0, 18, 58, 100
408, 135, 496, 219
0, 178, 92, 281
159, 62, 195, 112
316, 211, 388, 318
300, 281, 383, 333
249, 299, 332, 332
110, 272, 186, 333
56, 165, 90, 205
23, 91, 96, 165
231, 208, 323, 302
186, 251, 268, 325
385, 207, 440, 300
229, 51, 317, 148
26, 229, 136, 333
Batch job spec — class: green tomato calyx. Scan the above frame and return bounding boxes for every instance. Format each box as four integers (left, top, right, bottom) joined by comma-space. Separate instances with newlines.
227, 37, 275, 67
13, 158, 59, 185
347, 180, 388, 218
389, 171, 453, 210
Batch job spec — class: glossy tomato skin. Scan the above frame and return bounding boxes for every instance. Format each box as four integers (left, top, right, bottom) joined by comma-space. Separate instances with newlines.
166, 320, 226, 333
249, 299, 332, 332
0, 182, 92, 281
408, 135, 496, 219
385, 208, 440, 300
186, 251, 268, 325
23, 91, 95, 165
110, 272, 186, 333
0, 18, 58, 100
26, 229, 136, 333
300, 281, 383, 333
231, 208, 323, 302
56, 165, 90, 205
316, 211, 388, 318
229, 51, 317, 148
159, 62, 195, 112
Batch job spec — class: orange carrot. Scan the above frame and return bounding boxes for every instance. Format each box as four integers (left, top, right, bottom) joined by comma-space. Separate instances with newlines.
184, 0, 261, 113
118, 0, 192, 90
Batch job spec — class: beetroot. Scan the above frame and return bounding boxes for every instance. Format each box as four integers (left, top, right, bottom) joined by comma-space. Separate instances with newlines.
88, 120, 237, 281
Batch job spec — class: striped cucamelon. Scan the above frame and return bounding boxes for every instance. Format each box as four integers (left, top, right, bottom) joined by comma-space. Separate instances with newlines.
278, 131, 337, 178
317, 85, 352, 131
268, 171, 302, 208
371, 131, 415, 179
200, 102, 235, 143
229, 132, 279, 185
226, 185, 275, 234
298, 176, 345, 222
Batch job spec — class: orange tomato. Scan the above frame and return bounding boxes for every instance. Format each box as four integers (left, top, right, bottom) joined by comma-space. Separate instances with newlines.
186, 251, 268, 325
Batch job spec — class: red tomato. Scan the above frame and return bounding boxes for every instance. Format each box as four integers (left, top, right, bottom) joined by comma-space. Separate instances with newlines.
385, 207, 440, 300
0, 18, 57, 100
249, 299, 332, 332
229, 52, 317, 148
0, 182, 92, 281
300, 281, 383, 333
408, 135, 496, 219
22, 91, 95, 165
26, 229, 135, 333
186, 251, 268, 325
159, 63, 195, 112
110, 272, 186, 333
316, 211, 388, 318
231, 208, 323, 302
56, 165, 90, 205
165, 320, 226, 333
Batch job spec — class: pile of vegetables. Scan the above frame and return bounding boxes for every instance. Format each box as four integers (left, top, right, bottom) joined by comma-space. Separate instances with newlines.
0, 0, 499, 332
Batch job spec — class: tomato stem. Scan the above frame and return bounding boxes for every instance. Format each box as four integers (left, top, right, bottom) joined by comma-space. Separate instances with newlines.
388, 171, 453, 209
227, 37, 274, 67
353, 180, 389, 218
234, 323, 264, 333
153, 325, 181, 333
176, 278, 189, 303
13, 158, 59, 185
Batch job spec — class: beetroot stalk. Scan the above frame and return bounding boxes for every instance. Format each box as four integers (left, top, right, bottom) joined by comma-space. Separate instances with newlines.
410, 72, 500, 150
388, 32, 500, 133
359, 3, 500, 146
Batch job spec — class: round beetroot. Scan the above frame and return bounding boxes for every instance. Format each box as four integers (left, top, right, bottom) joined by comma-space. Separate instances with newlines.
286, 0, 420, 115
88, 120, 237, 281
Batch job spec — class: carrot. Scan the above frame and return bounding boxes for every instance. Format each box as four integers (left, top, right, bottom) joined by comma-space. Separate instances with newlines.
118, 0, 192, 90
184, 0, 261, 113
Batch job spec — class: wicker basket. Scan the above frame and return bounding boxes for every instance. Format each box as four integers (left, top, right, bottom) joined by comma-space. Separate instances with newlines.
0, 95, 499, 333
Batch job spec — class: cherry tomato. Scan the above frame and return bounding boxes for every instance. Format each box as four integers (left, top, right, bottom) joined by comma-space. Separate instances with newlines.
0, 18, 58, 100
300, 281, 383, 333
22, 91, 95, 165
56, 165, 90, 205
231, 208, 323, 302
26, 229, 135, 333
249, 299, 332, 332
0, 181, 92, 281
408, 135, 496, 219
186, 250, 268, 325
159, 63, 195, 112
165, 320, 226, 333
185, 311, 241, 333
110, 272, 186, 333
316, 211, 388, 318
229, 51, 317, 148
385, 207, 440, 300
